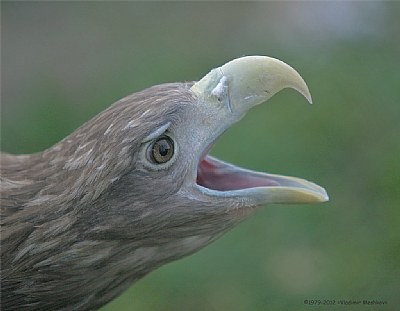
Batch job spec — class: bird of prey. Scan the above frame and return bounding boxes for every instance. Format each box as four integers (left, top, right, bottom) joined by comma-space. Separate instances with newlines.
1, 56, 328, 310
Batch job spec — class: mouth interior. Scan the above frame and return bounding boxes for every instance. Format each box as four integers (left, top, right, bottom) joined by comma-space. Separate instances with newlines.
196, 155, 280, 191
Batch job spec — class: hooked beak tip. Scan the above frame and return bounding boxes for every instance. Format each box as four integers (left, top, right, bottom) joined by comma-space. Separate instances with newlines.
191, 55, 313, 115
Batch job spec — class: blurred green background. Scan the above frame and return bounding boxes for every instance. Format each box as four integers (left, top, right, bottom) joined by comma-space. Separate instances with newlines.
2, 2, 400, 310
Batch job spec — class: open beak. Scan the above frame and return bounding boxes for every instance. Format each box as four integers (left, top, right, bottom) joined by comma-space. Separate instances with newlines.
191, 56, 329, 205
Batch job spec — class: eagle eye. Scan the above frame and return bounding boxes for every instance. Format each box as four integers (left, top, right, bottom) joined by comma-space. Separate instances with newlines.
149, 136, 174, 164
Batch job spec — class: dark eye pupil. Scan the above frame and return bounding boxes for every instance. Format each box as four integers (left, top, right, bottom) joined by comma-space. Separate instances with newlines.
158, 141, 169, 156
151, 136, 174, 164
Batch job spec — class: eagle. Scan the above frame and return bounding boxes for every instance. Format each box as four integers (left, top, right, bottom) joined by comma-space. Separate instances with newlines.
1, 56, 328, 310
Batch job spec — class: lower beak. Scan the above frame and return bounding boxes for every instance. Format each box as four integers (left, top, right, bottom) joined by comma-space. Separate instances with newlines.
196, 156, 328, 205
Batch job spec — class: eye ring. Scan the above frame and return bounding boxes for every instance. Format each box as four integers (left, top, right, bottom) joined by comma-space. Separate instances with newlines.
149, 136, 175, 164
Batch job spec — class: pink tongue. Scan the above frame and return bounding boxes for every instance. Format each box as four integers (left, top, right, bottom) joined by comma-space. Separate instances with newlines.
196, 156, 280, 191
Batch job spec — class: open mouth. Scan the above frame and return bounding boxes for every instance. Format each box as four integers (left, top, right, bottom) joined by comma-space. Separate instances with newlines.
197, 155, 280, 191
195, 153, 329, 204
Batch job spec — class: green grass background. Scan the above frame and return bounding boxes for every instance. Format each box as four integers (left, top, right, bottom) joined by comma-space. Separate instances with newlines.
2, 2, 399, 310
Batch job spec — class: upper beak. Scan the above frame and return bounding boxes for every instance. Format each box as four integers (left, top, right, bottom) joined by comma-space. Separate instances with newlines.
191, 56, 328, 205
191, 56, 312, 118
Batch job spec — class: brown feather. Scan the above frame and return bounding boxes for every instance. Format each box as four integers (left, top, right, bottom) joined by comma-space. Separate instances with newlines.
1, 83, 229, 310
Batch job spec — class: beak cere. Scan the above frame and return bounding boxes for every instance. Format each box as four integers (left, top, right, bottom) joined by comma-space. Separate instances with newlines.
191, 56, 329, 204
